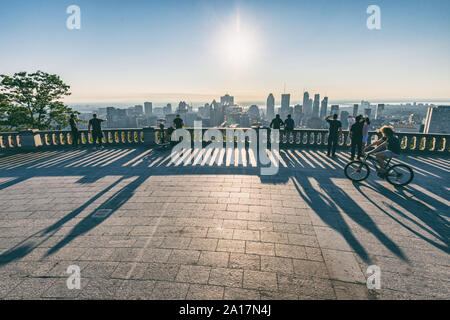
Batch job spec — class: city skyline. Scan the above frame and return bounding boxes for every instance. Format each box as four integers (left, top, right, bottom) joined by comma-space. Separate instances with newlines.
1, 0, 450, 103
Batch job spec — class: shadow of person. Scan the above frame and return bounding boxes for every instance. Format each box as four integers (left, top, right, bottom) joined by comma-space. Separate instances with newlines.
352, 181, 449, 254
44, 173, 152, 257
291, 174, 371, 263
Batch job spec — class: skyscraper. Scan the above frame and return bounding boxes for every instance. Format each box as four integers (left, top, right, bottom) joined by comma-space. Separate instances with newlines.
267, 93, 275, 120
364, 108, 372, 118
134, 105, 144, 115
144, 102, 152, 115
353, 104, 359, 116
220, 94, 234, 106
320, 97, 328, 118
312, 94, 320, 118
303, 91, 311, 116
330, 105, 339, 115
281, 94, 290, 118
375, 104, 385, 119
424, 105, 450, 133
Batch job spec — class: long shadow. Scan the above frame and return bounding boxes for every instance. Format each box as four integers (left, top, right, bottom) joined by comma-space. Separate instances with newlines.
45, 172, 152, 256
291, 174, 371, 263
352, 181, 450, 254
0, 175, 31, 191
0, 176, 127, 266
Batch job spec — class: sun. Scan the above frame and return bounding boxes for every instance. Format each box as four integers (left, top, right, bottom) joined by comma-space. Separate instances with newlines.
215, 12, 259, 68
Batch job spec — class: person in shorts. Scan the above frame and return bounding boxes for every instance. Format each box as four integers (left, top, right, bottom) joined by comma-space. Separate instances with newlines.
366, 126, 401, 172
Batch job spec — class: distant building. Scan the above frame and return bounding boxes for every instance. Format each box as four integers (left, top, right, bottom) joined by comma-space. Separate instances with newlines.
330, 105, 339, 116
312, 94, 320, 118
364, 108, 372, 118
281, 94, 290, 118
164, 103, 172, 114
340, 111, 350, 129
320, 97, 328, 118
220, 94, 234, 106
353, 104, 359, 117
424, 105, 450, 133
267, 93, 275, 120
144, 102, 152, 115
375, 104, 385, 120
294, 104, 303, 127
134, 105, 144, 115
303, 92, 311, 116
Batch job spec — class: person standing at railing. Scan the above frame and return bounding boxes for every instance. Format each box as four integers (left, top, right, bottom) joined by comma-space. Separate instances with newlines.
88, 113, 107, 149
69, 114, 80, 148
270, 114, 285, 130
350, 115, 364, 160
173, 114, 184, 129
284, 114, 295, 141
325, 114, 342, 157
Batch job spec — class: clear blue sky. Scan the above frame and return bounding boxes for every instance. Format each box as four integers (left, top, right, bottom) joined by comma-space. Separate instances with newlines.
1, 0, 449, 104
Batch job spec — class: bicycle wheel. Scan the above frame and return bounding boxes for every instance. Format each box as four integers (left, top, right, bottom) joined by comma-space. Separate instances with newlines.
386, 164, 414, 186
344, 161, 370, 182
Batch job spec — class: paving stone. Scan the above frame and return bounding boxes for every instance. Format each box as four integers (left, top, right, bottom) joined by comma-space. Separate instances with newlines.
209, 268, 243, 288
198, 251, 230, 268
217, 239, 246, 253
246, 241, 275, 256
186, 284, 224, 300
176, 265, 211, 284
243, 270, 277, 291
229, 253, 261, 271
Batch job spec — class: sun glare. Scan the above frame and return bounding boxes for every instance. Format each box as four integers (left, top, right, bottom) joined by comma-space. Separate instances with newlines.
216, 12, 259, 68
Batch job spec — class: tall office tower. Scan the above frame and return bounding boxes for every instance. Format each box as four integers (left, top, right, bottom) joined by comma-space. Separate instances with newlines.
320, 97, 328, 118
375, 104, 385, 119
220, 94, 234, 106
281, 93, 291, 118
353, 104, 359, 116
312, 94, 320, 118
134, 105, 144, 115
144, 102, 152, 115
303, 91, 311, 116
166, 103, 172, 114
330, 105, 339, 115
424, 105, 450, 133
364, 108, 372, 118
294, 104, 303, 126
267, 93, 275, 120
340, 111, 350, 129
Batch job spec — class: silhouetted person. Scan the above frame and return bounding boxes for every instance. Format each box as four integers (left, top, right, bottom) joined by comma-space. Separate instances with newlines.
173, 114, 184, 129
284, 114, 295, 140
325, 114, 342, 157
350, 115, 364, 160
270, 114, 284, 130
88, 113, 106, 149
69, 114, 79, 147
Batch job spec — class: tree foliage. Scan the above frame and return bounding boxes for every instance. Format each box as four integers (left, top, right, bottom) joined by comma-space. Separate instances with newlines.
0, 71, 77, 131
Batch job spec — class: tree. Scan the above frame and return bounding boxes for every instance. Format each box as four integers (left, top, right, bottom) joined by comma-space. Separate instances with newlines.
0, 71, 77, 130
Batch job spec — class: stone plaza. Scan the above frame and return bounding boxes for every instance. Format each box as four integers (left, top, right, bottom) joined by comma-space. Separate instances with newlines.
0, 146, 448, 299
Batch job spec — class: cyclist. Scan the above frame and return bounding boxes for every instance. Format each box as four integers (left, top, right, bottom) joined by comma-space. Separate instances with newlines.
365, 126, 401, 173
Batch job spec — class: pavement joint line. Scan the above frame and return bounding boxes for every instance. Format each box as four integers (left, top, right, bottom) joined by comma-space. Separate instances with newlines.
124, 203, 169, 280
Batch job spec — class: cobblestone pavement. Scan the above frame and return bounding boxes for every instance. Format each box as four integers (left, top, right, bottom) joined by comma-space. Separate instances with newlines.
0, 147, 448, 299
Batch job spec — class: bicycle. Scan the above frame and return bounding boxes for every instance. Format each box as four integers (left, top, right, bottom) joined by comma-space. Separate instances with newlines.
344, 151, 414, 186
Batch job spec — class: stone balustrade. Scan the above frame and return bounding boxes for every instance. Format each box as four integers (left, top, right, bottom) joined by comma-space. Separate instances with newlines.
0, 127, 448, 155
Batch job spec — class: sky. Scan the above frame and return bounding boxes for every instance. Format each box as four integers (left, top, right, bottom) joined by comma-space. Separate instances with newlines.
1, 0, 450, 105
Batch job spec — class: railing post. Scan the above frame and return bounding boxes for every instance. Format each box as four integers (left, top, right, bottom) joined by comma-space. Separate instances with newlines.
18, 129, 43, 150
